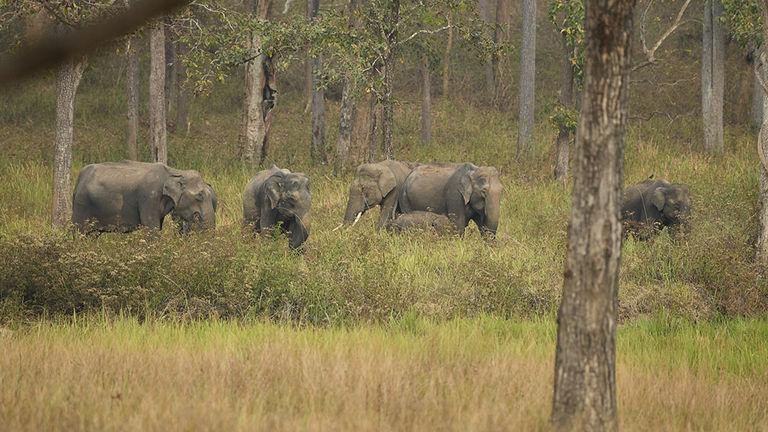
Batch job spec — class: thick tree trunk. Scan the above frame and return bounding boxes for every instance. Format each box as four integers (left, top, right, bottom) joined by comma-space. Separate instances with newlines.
165, 31, 177, 125
755, 5, 768, 264
126, 34, 139, 160
241, 0, 275, 167
554, 34, 574, 184
421, 54, 432, 145
701, 0, 725, 153
309, 0, 327, 164
479, 0, 495, 99
367, 95, 378, 162
551, 0, 635, 429
334, 0, 361, 174
380, 0, 399, 160
442, 13, 453, 98
753, 49, 764, 129
149, 21, 167, 164
175, 41, 190, 135
52, 56, 86, 228
516, 0, 536, 159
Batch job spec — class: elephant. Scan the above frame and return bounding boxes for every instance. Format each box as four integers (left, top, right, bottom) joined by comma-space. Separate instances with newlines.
342, 159, 415, 229
243, 166, 311, 249
72, 161, 217, 234
384, 211, 456, 235
397, 163, 502, 237
621, 178, 691, 238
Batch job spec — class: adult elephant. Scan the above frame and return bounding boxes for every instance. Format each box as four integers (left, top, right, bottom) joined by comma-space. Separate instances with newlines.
72, 161, 217, 234
398, 163, 502, 237
342, 160, 415, 229
622, 178, 691, 237
243, 166, 311, 249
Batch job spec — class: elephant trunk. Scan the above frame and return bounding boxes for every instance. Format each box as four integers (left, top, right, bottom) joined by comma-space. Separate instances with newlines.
343, 191, 365, 225
289, 213, 310, 249
481, 196, 501, 238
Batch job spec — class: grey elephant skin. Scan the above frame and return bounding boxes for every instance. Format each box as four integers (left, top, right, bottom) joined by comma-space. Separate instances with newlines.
72, 161, 217, 234
385, 211, 456, 235
342, 160, 415, 229
621, 178, 691, 238
398, 163, 502, 237
243, 166, 311, 249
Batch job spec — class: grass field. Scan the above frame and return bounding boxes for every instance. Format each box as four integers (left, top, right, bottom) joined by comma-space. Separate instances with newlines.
1, 316, 767, 431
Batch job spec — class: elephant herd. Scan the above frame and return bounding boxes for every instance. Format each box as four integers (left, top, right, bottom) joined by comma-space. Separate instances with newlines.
71, 160, 692, 249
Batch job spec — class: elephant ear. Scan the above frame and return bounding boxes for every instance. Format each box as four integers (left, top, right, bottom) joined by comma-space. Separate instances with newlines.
650, 187, 666, 211
163, 175, 184, 206
377, 168, 397, 197
265, 176, 282, 209
459, 172, 474, 205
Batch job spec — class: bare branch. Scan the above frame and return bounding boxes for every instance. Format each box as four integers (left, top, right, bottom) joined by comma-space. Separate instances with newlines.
0, 0, 191, 85
395, 24, 451, 47
632, 0, 692, 71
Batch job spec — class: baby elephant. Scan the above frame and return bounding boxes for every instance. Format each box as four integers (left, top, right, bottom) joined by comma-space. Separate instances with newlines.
622, 178, 691, 238
243, 166, 311, 249
385, 211, 456, 235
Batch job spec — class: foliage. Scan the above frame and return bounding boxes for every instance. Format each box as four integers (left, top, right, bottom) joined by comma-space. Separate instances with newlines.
720, 0, 762, 51
548, 102, 578, 133
548, 0, 584, 86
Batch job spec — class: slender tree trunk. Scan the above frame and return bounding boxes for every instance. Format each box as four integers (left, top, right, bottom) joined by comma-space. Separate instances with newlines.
421, 54, 432, 145
334, 0, 361, 174
554, 34, 574, 184
303, 0, 313, 113
479, 0, 496, 99
442, 13, 453, 98
380, 0, 400, 160
516, 0, 536, 159
165, 31, 177, 126
551, 0, 635, 428
126, 33, 139, 160
149, 21, 167, 164
240, 0, 275, 167
367, 95, 378, 162
493, 0, 509, 102
52, 56, 86, 228
753, 49, 764, 129
175, 41, 190, 135
755, 4, 768, 264
701, 0, 725, 153
309, 0, 327, 164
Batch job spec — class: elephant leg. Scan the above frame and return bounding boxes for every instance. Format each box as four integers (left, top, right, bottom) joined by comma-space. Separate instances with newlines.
259, 201, 278, 235
376, 190, 399, 230
448, 212, 468, 236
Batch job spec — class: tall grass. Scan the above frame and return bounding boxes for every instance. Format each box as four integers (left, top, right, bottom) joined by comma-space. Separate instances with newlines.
0, 316, 766, 431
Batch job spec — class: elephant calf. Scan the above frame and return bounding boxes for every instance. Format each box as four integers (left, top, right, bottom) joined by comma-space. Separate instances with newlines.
621, 178, 691, 238
384, 211, 456, 235
243, 166, 311, 249
72, 161, 217, 234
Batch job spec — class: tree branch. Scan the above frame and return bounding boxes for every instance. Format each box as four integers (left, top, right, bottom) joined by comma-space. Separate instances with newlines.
0, 0, 191, 85
631, 0, 692, 72
394, 25, 451, 47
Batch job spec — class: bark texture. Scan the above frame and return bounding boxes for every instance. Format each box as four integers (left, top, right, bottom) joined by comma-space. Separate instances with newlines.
442, 13, 453, 98
551, 0, 635, 429
367, 95, 378, 162
241, 0, 275, 167
149, 21, 167, 164
175, 41, 190, 135
334, 0, 361, 174
516, 0, 536, 159
309, 0, 327, 164
421, 54, 432, 145
479, 0, 495, 98
554, 33, 574, 184
701, 0, 725, 153
753, 49, 764, 129
125, 33, 139, 160
380, 0, 400, 160
52, 56, 86, 228
756, 4, 768, 264
493, 0, 510, 102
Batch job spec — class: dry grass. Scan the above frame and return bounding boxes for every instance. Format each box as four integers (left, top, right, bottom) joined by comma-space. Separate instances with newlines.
1, 317, 766, 431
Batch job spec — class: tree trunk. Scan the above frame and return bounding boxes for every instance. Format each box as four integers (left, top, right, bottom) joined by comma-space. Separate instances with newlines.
303, 0, 313, 113
421, 54, 432, 145
334, 0, 361, 174
479, 0, 495, 99
753, 49, 764, 129
701, 0, 725, 153
367, 95, 378, 162
165, 31, 177, 126
493, 0, 509, 102
126, 33, 139, 160
241, 0, 275, 167
516, 0, 536, 159
380, 0, 400, 160
755, 4, 768, 264
149, 21, 167, 164
442, 13, 453, 98
309, 0, 327, 164
551, 0, 635, 428
52, 56, 86, 228
554, 34, 574, 184
175, 41, 190, 135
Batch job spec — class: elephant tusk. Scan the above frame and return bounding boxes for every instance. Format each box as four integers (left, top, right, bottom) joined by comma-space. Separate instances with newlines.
351, 212, 362, 227
331, 223, 344, 232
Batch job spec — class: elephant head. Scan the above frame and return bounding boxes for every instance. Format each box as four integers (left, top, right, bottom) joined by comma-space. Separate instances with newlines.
649, 182, 691, 226
457, 164, 502, 237
164, 170, 217, 233
343, 163, 398, 225
264, 171, 311, 249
